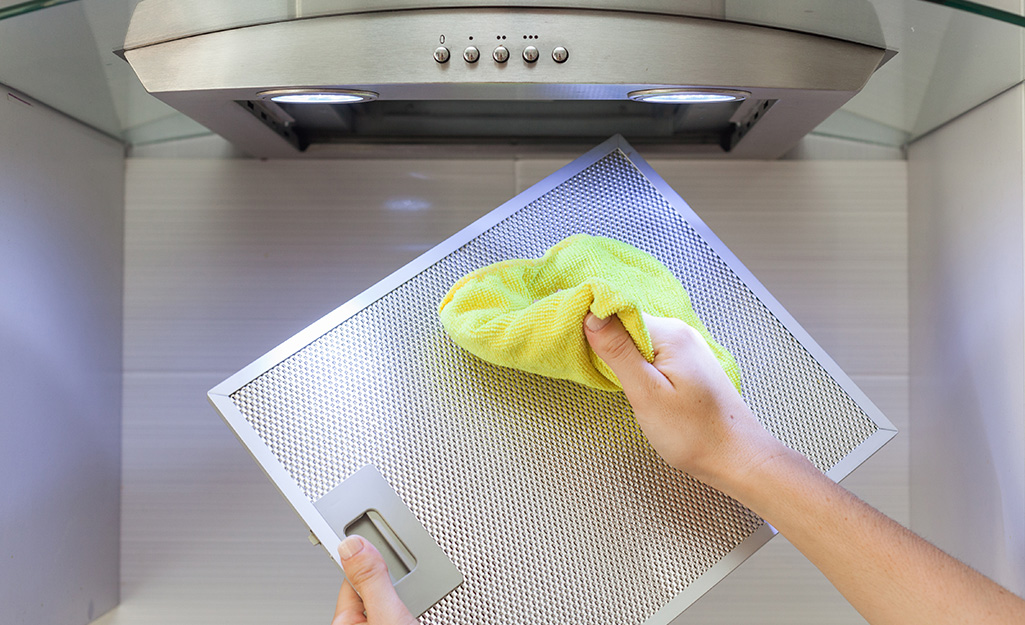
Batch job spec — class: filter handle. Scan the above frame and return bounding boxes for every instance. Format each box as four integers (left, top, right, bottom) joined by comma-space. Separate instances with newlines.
313, 465, 463, 616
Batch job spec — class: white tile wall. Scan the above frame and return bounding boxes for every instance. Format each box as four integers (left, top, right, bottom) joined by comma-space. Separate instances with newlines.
95, 155, 907, 625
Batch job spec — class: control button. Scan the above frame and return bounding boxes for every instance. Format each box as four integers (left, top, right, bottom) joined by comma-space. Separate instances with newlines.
522, 45, 539, 63
463, 46, 480, 63
434, 46, 450, 63
493, 45, 509, 63
552, 46, 569, 63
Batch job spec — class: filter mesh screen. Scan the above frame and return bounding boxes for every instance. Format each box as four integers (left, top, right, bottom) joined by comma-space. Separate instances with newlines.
229, 149, 877, 624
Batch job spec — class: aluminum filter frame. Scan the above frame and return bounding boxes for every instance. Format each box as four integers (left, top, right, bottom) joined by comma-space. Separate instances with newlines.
209, 135, 897, 624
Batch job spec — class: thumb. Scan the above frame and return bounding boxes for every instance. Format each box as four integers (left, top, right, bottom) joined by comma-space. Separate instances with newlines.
337, 535, 416, 624
583, 313, 658, 392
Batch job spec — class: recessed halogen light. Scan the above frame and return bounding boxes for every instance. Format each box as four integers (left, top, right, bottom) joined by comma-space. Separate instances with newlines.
628, 88, 749, 104
258, 89, 379, 104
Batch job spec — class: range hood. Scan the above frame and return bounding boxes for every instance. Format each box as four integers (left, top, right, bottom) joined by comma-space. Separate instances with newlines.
122, 1, 892, 158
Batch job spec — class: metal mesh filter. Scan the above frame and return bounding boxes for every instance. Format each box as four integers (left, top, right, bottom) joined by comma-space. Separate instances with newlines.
226, 147, 884, 625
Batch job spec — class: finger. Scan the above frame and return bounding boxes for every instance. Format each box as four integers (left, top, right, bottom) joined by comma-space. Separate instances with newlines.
642, 313, 738, 397
643, 313, 709, 357
332, 579, 367, 625
337, 536, 418, 625
583, 313, 663, 393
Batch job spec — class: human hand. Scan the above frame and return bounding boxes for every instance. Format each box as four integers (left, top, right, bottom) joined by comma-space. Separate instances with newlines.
331, 535, 418, 625
583, 312, 787, 493
586, 314, 1025, 625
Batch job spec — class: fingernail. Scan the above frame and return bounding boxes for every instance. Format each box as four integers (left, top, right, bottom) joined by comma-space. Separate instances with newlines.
338, 535, 364, 560
585, 313, 611, 332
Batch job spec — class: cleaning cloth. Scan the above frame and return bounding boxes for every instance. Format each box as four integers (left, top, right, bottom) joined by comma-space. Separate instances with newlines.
438, 234, 741, 392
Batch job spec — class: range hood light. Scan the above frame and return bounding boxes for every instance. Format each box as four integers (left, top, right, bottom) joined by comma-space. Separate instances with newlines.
628, 88, 749, 104
258, 89, 379, 104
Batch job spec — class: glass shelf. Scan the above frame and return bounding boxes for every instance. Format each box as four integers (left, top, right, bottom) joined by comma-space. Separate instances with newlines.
1, 0, 1022, 151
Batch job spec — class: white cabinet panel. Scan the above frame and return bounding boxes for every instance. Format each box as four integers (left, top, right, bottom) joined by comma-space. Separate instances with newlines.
0, 89, 124, 625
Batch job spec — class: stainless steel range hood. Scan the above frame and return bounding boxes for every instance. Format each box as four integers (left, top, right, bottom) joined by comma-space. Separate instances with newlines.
122, 1, 891, 158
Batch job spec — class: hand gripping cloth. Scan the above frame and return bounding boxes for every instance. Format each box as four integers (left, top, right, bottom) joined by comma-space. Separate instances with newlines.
438, 233, 741, 392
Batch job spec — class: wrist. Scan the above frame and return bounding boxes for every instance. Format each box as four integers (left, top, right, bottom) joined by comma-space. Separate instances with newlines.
697, 417, 806, 508
717, 441, 824, 523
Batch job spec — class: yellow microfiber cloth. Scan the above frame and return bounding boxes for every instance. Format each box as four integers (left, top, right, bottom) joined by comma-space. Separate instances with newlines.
438, 234, 742, 392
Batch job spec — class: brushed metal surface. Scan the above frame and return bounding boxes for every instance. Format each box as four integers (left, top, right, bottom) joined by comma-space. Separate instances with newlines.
210, 136, 895, 624
123, 0, 886, 50
128, 11, 881, 95
123, 6, 886, 158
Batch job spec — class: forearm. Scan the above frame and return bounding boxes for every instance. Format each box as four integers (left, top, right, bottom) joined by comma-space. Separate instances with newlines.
725, 446, 1025, 625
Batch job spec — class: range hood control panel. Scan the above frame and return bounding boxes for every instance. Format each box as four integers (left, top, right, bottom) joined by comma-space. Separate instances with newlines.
434, 34, 567, 66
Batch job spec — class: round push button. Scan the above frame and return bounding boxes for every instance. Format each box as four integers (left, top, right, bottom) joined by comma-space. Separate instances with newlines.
434, 46, 450, 63
493, 45, 509, 63
463, 46, 480, 63
552, 46, 569, 63
522, 45, 539, 63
